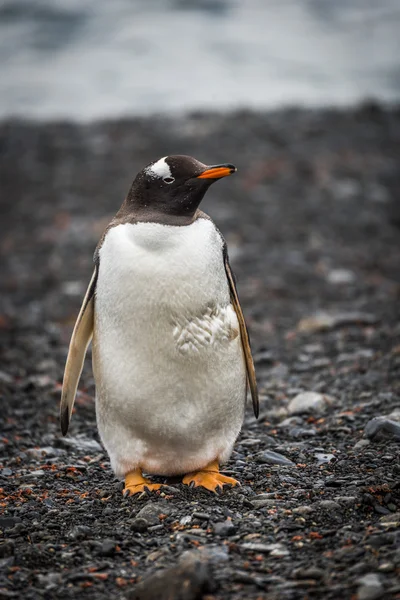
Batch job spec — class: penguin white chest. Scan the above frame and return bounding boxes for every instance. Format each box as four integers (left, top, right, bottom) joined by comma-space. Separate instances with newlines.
93, 219, 247, 476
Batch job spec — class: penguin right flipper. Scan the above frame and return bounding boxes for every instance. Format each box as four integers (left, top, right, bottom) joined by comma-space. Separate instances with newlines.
60, 267, 97, 435
223, 252, 259, 419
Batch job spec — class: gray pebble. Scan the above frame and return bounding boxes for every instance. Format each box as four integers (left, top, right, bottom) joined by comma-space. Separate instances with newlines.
213, 519, 236, 536
288, 392, 334, 415
130, 517, 149, 533
318, 500, 340, 511
315, 453, 335, 465
357, 573, 383, 600
135, 501, 174, 526
289, 427, 316, 438
98, 539, 117, 556
256, 450, 295, 466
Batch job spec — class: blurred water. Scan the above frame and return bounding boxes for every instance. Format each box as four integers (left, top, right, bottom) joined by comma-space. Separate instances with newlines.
0, 0, 399, 120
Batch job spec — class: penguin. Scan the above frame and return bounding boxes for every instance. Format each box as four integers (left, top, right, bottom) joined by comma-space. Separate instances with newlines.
60, 155, 258, 495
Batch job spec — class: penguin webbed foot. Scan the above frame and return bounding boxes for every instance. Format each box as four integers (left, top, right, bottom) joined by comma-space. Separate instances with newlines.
123, 469, 163, 496
182, 460, 240, 493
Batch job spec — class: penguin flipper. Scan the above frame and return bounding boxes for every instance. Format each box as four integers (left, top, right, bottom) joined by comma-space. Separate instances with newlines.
60, 267, 97, 435
224, 252, 259, 419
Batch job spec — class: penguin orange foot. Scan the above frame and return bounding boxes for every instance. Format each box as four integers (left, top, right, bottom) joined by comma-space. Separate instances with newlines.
123, 469, 163, 496
182, 460, 240, 493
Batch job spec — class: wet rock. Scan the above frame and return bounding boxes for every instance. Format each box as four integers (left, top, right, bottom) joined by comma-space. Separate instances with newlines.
255, 450, 295, 466
288, 392, 334, 415
364, 417, 400, 441
357, 573, 383, 600
126, 549, 215, 600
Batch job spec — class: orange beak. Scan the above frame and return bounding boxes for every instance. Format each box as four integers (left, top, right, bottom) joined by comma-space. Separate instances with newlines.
197, 164, 237, 179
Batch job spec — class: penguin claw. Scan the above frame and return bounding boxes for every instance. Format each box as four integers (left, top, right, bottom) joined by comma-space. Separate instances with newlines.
123, 482, 163, 496
182, 470, 240, 493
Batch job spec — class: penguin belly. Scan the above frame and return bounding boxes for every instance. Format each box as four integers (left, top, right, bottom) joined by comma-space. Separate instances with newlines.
93, 219, 247, 477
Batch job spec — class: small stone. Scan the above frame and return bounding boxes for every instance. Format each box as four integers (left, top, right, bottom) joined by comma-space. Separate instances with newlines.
0, 540, 14, 558
126, 549, 214, 600
288, 392, 334, 415
334, 496, 357, 506
130, 518, 148, 533
357, 573, 383, 600
326, 269, 355, 284
135, 501, 174, 526
0, 371, 13, 385
1, 468, 13, 476
251, 498, 281, 508
297, 311, 378, 334
26, 447, 65, 459
377, 562, 394, 572
294, 566, 324, 580
318, 500, 340, 511
179, 515, 192, 526
315, 453, 335, 465
240, 439, 261, 447
0, 517, 20, 529
292, 505, 314, 515
213, 520, 236, 536
379, 512, 400, 526
278, 416, 304, 428
354, 439, 370, 451
241, 542, 289, 556
58, 436, 102, 452
192, 512, 210, 521
255, 450, 294, 466
68, 525, 91, 541
289, 427, 316, 438
98, 540, 117, 557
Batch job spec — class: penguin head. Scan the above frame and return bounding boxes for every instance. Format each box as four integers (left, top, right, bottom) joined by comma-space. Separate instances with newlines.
126, 155, 236, 224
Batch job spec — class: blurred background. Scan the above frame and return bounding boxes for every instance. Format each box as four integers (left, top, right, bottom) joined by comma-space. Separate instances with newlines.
0, 0, 399, 119
1, 3, 400, 597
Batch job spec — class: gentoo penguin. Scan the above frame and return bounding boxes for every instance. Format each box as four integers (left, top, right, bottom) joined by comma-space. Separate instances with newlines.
60, 155, 258, 495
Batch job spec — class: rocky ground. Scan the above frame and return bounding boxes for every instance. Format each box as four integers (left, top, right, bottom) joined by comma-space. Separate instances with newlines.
0, 104, 399, 600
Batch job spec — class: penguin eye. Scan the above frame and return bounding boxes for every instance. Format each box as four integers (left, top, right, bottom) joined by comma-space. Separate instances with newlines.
163, 177, 175, 184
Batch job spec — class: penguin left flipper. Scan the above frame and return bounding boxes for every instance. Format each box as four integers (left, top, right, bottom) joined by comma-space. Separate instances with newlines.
60, 267, 98, 436
223, 251, 259, 419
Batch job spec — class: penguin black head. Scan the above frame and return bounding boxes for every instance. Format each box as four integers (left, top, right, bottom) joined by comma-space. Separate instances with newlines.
123, 155, 236, 225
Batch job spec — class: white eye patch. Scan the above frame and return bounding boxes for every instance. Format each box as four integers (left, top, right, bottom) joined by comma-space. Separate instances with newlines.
145, 156, 172, 180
